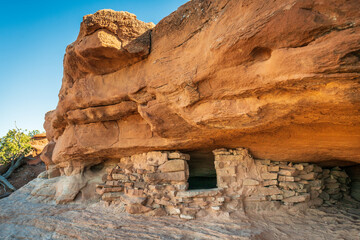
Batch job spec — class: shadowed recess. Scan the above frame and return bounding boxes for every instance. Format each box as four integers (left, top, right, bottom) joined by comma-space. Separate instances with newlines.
187, 151, 217, 189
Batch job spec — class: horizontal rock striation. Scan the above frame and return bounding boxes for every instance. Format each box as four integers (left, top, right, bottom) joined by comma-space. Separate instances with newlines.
42, 0, 360, 177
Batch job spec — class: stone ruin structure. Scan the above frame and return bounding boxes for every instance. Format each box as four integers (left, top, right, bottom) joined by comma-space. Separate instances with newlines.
96, 148, 351, 218
37, 0, 360, 218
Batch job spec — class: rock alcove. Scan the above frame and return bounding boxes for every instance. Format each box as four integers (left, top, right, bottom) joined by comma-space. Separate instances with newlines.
35, 0, 360, 218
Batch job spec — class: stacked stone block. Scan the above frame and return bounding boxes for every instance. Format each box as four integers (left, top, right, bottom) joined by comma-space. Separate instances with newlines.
96, 151, 227, 219
320, 167, 351, 205
97, 148, 352, 219
213, 149, 351, 207
253, 160, 325, 205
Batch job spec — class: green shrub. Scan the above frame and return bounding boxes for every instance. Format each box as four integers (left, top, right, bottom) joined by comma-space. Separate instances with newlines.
0, 128, 40, 165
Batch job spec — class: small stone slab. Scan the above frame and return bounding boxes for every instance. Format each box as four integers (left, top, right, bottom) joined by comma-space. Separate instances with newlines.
105, 180, 121, 186
263, 180, 278, 186
279, 182, 304, 190
278, 169, 299, 177
299, 172, 317, 180
255, 159, 271, 165
305, 165, 314, 172
211, 206, 221, 211
261, 173, 278, 180
147, 151, 168, 166
103, 186, 124, 193
326, 182, 341, 189
168, 152, 190, 160
278, 176, 299, 182
176, 188, 222, 198
180, 214, 195, 220
102, 192, 123, 201
158, 160, 186, 172
133, 182, 147, 189
268, 166, 279, 172
174, 183, 189, 191
144, 171, 187, 182
112, 173, 128, 180
283, 194, 310, 203
283, 190, 296, 198
257, 187, 283, 196
212, 148, 231, 155
243, 179, 260, 186
279, 166, 296, 170
294, 164, 304, 171
120, 194, 146, 205
331, 170, 348, 178
271, 194, 284, 200
310, 180, 323, 188
319, 191, 330, 201
313, 166, 323, 173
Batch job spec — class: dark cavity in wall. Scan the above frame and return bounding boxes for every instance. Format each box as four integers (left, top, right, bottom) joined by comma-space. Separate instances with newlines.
345, 164, 360, 202
186, 151, 217, 190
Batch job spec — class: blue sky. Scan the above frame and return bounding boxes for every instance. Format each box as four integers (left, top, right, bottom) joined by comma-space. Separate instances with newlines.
0, 0, 188, 136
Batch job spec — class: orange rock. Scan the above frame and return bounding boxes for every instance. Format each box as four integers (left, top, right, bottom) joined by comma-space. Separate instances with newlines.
30, 133, 48, 156
40, 141, 55, 167
43, 0, 360, 175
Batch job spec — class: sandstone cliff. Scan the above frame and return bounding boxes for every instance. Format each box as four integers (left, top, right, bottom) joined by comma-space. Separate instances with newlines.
43, 0, 360, 177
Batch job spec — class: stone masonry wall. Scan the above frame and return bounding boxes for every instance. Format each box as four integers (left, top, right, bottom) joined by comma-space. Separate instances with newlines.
214, 149, 350, 206
96, 148, 351, 219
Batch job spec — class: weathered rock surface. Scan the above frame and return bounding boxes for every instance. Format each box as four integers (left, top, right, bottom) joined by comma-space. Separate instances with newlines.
43, 0, 360, 176
0, 179, 359, 239
30, 133, 48, 156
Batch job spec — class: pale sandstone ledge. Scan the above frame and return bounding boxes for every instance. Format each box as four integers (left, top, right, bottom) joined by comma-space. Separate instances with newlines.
41, 0, 360, 177
0, 177, 359, 239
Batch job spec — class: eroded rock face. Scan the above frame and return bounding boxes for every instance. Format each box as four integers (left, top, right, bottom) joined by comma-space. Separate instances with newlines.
44, 0, 360, 176
64, 10, 154, 81
2, 179, 360, 239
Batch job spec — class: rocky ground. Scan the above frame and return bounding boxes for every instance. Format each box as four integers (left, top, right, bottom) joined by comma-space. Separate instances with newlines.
0, 178, 359, 240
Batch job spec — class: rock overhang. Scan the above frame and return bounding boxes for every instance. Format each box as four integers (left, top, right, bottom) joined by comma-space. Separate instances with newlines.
42, 0, 360, 175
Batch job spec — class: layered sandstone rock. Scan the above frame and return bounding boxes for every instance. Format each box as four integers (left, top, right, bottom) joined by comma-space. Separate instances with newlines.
30, 133, 48, 156
42, 0, 360, 178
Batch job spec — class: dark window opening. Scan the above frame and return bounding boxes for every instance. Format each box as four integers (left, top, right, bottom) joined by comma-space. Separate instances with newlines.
187, 151, 217, 190
345, 164, 360, 202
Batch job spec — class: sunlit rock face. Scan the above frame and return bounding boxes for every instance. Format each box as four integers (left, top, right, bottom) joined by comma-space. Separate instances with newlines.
42, 0, 360, 175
